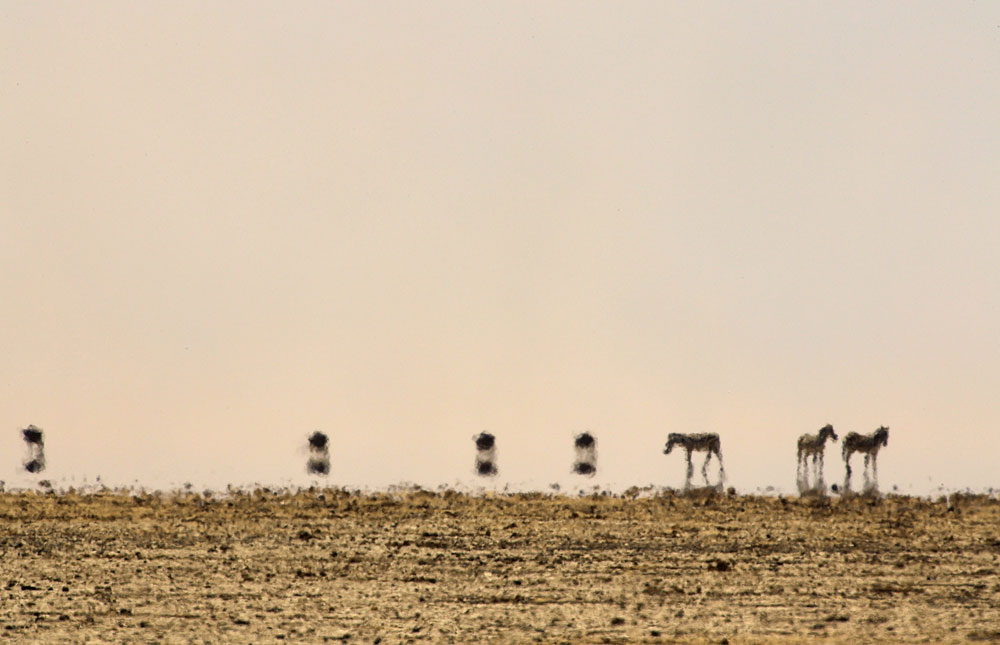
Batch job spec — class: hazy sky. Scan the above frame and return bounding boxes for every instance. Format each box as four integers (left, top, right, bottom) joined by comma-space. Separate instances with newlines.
3, 3, 998, 493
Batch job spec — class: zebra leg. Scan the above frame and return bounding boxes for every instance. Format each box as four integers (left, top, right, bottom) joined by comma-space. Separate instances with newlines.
685, 450, 694, 485
863, 454, 871, 489
844, 451, 852, 491
817, 452, 826, 488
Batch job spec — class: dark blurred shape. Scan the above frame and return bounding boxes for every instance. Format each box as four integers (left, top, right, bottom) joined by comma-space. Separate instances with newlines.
21, 425, 46, 474
306, 430, 330, 476
474, 432, 497, 477
23, 426, 44, 445
307, 457, 330, 475
475, 432, 495, 451
572, 431, 597, 477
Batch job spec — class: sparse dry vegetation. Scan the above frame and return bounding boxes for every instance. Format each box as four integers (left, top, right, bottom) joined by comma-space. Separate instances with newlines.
2, 489, 999, 643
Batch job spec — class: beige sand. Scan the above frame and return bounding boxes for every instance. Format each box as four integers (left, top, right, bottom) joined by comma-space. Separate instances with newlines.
2, 488, 999, 643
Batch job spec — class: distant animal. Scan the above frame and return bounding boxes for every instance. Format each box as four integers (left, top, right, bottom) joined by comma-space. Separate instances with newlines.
474, 432, 495, 452
306, 431, 330, 476
797, 424, 838, 490
308, 431, 329, 451
664, 433, 725, 487
572, 432, 597, 477
21, 425, 46, 474
474, 432, 497, 477
842, 426, 889, 491
22, 426, 44, 446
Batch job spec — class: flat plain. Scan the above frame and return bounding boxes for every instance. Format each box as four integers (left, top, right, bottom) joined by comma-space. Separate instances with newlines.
1, 488, 999, 643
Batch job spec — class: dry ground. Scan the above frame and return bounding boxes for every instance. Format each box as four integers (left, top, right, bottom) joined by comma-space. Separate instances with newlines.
1, 488, 999, 643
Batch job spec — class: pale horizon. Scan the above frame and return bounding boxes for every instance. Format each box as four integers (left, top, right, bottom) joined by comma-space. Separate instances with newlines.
3, 3, 999, 495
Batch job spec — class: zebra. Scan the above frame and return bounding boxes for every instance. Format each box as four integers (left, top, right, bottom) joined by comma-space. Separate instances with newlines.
664, 433, 724, 488
842, 426, 889, 492
796, 424, 838, 492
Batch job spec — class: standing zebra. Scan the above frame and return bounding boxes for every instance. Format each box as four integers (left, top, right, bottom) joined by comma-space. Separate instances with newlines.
796, 424, 838, 493
842, 426, 889, 492
663, 433, 725, 488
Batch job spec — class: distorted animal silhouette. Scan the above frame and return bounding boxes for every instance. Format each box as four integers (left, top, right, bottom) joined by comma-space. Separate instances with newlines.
307, 458, 330, 475
842, 426, 889, 493
474, 432, 497, 477
797, 424, 838, 493
475, 432, 495, 451
308, 431, 329, 451
21, 425, 46, 474
23, 426, 44, 446
572, 432, 597, 477
306, 430, 330, 476
664, 432, 725, 488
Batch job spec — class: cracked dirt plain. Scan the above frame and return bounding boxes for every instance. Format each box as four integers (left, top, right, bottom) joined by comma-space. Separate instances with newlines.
2, 488, 999, 643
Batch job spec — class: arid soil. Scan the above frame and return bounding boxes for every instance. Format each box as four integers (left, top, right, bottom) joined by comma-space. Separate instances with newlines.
2, 488, 999, 643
